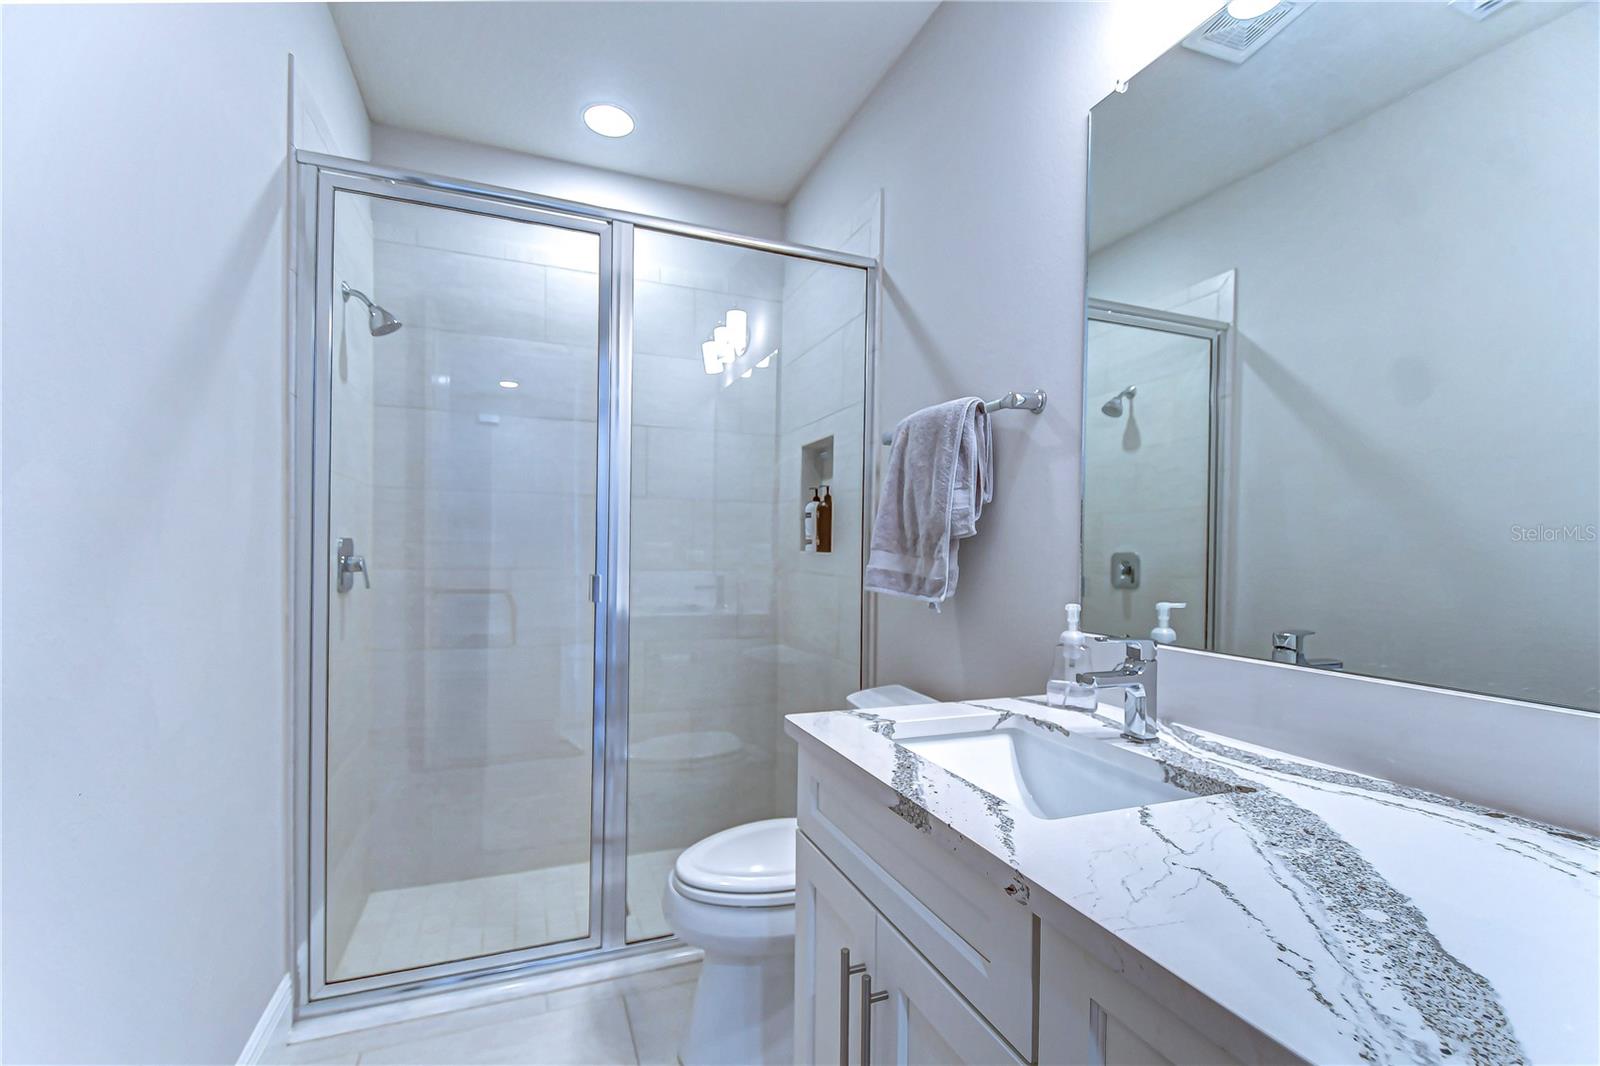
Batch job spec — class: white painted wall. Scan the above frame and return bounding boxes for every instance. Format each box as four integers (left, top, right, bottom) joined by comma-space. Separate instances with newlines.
372, 125, 785, 240
1, 4, 369, 1062
1089, 8, 1600, 710
785, 0, 1217, 700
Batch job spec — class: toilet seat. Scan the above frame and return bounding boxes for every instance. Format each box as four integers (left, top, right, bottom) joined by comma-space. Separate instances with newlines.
674, 817, 796, 900
669, 872, 795, 908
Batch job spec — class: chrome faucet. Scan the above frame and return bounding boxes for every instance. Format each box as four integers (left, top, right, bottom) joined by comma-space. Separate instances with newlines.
1077, 638, 1160, 743
1271, 629, 1343, 671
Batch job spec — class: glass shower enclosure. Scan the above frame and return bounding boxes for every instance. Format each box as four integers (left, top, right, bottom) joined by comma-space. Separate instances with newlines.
293, 155, 875, 1010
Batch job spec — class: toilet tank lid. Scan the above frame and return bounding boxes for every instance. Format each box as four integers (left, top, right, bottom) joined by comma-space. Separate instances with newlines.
846, 684, 932, 709
674, 818, 797, 895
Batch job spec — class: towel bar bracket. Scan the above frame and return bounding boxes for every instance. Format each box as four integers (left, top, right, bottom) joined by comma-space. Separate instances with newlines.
880, 388, 1046, 445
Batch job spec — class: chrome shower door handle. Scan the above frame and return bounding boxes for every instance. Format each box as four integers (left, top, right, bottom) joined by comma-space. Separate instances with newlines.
859, 971, 888, 1065
839, 947, 866, 1063
336, 537, 370, 593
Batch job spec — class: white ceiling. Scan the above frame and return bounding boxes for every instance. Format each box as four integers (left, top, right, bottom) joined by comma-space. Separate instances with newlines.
331, 1, 938, 203
1089, 1, 1578, 251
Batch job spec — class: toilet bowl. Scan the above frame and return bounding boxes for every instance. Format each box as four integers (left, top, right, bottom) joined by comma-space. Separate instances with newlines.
663, 817, 797, 1066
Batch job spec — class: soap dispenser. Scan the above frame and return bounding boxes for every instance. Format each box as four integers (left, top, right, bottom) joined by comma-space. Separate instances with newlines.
803, 488, 821, 552
1152, 601, 1187, 645
1047, 603, 1097, 710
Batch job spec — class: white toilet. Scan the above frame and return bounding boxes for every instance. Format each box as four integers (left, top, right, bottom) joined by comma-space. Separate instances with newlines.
664, 817, 799, 1066
664, 688, 929, 1065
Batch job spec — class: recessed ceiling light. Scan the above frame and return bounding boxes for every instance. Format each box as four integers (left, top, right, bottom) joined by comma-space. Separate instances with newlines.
498, 379, 520, 390
1226, 0, 1280, 19
582, 104, 635, 138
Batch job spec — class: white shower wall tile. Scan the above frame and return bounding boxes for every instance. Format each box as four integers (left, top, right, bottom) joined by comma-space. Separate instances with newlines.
373, 406, 598, 496
372, 198, 601, 273
769, 226, 872, 824
779, 334, 846, 432
371, 486, 596, 573
544, 266, 600, 349
782, 265, 867, 359
629, 497, 715, 571
632, 280, 701, 358
639, 427, 717, 499
713, 432, 779, 503
376, 328, 599, 420
632, 354, 721, 429
378, 239, 549, 341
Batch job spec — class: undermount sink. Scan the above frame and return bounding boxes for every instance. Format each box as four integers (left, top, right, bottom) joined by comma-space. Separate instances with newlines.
896, 717, 1195, 819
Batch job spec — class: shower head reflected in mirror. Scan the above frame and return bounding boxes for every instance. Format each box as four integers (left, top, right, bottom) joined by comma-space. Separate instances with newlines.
1101, 384, 1137, 417
341, 282, 403, 336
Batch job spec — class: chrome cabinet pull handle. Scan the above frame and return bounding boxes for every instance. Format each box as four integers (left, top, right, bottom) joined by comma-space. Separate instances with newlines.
859, 971, 888, 1066
839, 947, 866, 1064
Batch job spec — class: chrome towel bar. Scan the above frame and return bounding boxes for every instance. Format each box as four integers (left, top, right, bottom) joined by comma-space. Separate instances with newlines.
880, 388, 1046, 445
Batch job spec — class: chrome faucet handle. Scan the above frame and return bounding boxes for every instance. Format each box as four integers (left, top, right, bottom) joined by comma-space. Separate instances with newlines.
1272, 628, 1315, 650
1094, 635, 1156, 663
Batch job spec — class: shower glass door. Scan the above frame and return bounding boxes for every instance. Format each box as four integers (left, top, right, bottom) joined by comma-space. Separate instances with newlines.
315, 179, 610, 992
1080, 310, 1221, 649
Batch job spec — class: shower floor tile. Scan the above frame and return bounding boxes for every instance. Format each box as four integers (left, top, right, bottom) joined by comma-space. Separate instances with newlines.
333, 848, 683, 981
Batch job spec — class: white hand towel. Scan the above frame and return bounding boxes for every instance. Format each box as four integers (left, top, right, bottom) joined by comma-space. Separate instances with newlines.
865, 398, 992, 607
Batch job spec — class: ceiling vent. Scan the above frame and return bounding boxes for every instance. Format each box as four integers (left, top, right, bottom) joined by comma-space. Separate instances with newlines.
1448, 0, 1515, 20
1181, 3, 1311, 64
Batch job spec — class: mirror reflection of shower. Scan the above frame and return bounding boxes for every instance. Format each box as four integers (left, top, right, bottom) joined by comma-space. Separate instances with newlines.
341, 281, 403, 336
1101, 384, 1137, 417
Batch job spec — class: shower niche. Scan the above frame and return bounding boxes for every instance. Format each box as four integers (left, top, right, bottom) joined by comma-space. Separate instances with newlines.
799, 436, 834, 553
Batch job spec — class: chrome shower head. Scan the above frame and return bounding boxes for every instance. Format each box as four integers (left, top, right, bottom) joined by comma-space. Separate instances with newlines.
341, 282, 403, 336
1101, 384, 1137, 417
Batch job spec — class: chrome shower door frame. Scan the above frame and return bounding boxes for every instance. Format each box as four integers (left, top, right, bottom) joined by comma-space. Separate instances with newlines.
291, 151, 882, 1018
1083, 299, 1230, 650
295, 165, 618, 1010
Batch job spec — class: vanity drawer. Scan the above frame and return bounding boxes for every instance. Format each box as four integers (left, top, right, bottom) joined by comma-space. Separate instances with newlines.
798, 750, 1037, 1061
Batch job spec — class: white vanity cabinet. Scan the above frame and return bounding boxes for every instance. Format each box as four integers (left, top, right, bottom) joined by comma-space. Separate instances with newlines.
797, 833, 1024, 1066
794, 748, 1268, 1066
1035, 925, 1236, 1066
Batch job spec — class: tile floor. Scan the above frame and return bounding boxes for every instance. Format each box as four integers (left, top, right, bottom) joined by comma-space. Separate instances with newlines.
334, 849, 682, 980
272, 958, 699, 1065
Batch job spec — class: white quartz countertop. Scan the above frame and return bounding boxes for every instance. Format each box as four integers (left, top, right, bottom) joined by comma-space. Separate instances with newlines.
785, 697, 1600, 1066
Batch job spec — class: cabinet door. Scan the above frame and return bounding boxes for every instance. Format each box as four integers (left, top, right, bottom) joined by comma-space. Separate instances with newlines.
797, 832, 879, 1065
1037, 924, 1242, 1066
868, 916, 1025, 1066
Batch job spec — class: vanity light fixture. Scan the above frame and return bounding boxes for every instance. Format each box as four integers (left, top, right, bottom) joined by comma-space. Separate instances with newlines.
582, 103, 635, 138
701, 309, 751, 375
725, 309, 748, 353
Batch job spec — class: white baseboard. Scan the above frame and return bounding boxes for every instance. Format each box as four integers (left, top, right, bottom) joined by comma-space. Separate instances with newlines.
239, 973, 293, 1065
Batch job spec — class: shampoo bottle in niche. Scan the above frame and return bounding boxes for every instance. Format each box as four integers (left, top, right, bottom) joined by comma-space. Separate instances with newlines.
1046, 603, 1097, 710
1152, 601, 1187, 645
803, 489, 821, 552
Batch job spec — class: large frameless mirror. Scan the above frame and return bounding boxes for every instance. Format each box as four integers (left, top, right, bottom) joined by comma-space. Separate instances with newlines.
1083, 2, 1599, 711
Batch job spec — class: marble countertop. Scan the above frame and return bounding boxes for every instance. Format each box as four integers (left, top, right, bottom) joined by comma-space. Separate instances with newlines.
786, 697, 1600, 1066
